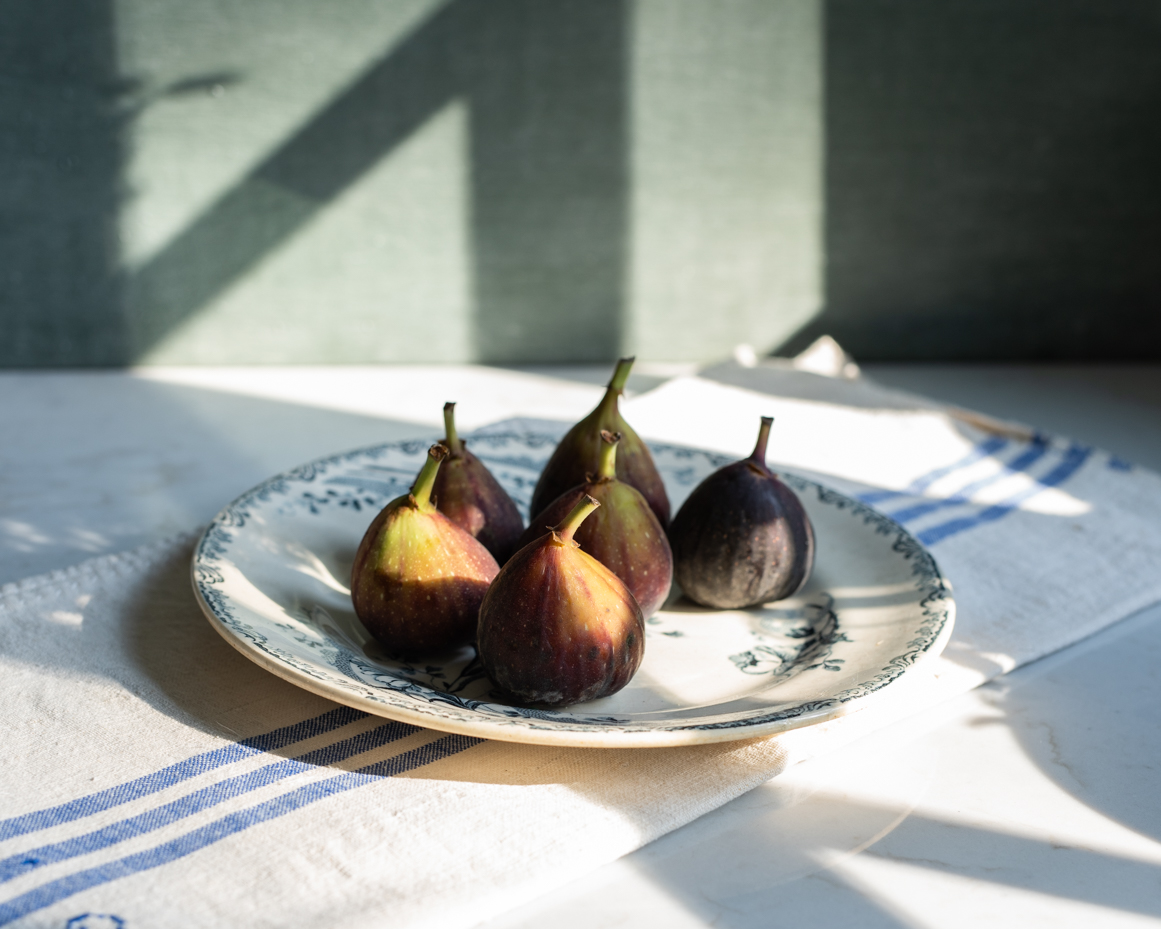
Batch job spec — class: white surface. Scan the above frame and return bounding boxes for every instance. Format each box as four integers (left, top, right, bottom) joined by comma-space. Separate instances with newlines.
4, 362, 1161, 927
0, 367, 596, 584
0, 364, 687, 585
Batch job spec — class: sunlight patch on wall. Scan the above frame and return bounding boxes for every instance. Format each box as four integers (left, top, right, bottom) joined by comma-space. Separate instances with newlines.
115, 0, 444, 272
139, 98, 473, 363
626, 0, 824, 362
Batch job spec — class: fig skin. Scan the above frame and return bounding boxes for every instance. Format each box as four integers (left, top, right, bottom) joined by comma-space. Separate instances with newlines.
478, 495, 645, 707
669, 417, 814, 609
351, 444, 500, 658
530, 357, 670, 528
517, 431, 672, 617
433, 402, 525, 564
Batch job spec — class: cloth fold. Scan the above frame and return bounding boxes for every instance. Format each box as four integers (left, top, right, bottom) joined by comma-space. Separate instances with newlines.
3, 368, 1161, 929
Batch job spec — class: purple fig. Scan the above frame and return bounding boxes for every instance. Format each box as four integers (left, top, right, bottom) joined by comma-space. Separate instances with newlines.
530, 357, 670, 527
433, 402, 525, 563
478, 495, 645, 707
517, 430, 673, 617
669, 417, 814, 609
351, 443, 500, 658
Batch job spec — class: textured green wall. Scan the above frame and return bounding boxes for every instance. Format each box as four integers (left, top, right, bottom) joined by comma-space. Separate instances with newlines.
2, 1, 1158, 366
798, 0, 1161, 360
628, 1, 822, 362
2, 0, 821, 365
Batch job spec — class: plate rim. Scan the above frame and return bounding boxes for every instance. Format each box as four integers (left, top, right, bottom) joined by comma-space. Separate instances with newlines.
191, 431, 956, 749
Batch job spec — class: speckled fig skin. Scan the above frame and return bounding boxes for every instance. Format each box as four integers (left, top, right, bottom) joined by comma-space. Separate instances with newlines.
478, 496, 645, 707
433, 402, 525, 564
530, 357, 670, 528
351, 444, 500, 658
517, 431, 672, 617
669, 417, 814, 609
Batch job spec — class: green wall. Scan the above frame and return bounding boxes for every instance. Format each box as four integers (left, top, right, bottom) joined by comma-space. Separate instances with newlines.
801, 0, 1161, 360
2, 1, 1157, 366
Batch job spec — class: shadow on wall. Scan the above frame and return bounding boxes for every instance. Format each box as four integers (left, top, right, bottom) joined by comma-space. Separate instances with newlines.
0, 0, 128, 365
1, 0, 627, 367
782, 0, 1161, 361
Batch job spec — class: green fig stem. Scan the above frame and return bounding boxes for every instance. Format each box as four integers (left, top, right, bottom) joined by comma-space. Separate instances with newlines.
749, 416, 774, 465
554, 494, 601, 544
410, 444, 448, 511
607, 356, 635, 393
597, 430, 621, 480
596, 357, 635, 420
442, 402, 462, 455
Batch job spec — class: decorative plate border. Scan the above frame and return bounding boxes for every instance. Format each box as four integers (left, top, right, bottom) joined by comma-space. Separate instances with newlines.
192, 430, 955, 747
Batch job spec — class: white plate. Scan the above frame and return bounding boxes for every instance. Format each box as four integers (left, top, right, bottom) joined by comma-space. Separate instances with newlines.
192, 425, 954, 748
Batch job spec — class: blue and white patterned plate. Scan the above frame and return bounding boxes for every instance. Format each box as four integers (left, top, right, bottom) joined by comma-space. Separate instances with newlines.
192, 426, 955, 748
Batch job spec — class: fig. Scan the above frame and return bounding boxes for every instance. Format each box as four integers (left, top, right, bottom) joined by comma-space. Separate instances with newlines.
351, 443, 500, 658
478, 495, 645, 707
433, 402, 525, 563
530, 357, 670, 527
669, 416, 814, 609
517, 430, 672, 617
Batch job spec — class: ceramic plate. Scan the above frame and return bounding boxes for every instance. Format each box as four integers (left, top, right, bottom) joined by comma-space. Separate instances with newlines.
192, 426, 954, 748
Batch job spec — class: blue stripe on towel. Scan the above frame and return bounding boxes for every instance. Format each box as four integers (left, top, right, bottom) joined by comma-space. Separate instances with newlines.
0, 707, 366, 841
887, 437, 1050, 525
917, 443, 1092, 546
0, 735, 483, 927
860, 435, 1010, 505
0, 721, 419, 883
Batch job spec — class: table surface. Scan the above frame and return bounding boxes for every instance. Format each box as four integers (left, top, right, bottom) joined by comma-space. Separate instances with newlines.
4, 361, 1160, 928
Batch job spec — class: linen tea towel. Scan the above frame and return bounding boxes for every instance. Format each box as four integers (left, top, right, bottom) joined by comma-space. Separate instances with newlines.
4, 367, 1161, 927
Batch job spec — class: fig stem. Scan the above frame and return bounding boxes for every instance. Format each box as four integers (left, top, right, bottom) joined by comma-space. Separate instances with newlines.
442, 402, 461, 455
750, 416, 774, 465
597, 357, 635, 420
555, 494, 601, 543
597, 430, 620, 480
410, 444, 449, 511
607, 356, 635, 394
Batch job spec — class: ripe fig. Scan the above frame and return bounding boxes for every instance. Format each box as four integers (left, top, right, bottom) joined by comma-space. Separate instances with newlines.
351, 443, 500, 658
530, 357, 670, 527
669, 417, 814, 609
433, 402, 525, 564
478, 495, 645, 707
517, 430, 673, 617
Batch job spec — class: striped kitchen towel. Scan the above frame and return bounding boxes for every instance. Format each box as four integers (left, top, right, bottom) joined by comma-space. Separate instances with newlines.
3, 366, 1161, 929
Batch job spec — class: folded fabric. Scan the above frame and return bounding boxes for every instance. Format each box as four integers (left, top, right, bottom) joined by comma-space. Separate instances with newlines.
3, 368, 1160, 929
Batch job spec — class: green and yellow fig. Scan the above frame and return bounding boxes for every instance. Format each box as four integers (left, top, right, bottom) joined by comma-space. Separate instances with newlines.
351, 443, 500, 658
530, 357, 670, 527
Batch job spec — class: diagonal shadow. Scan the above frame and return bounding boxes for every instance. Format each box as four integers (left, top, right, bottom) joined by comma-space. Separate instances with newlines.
125, 0, 628, 365
612, 791, 1161, 927
863, 803, 1161, 919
